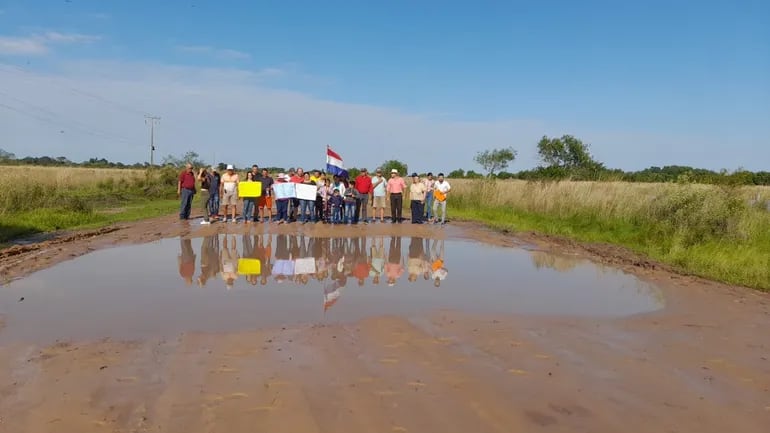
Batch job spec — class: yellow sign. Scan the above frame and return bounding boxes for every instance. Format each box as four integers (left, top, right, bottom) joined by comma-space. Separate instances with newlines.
238, 181, 262, 198
237, 258, 261, 275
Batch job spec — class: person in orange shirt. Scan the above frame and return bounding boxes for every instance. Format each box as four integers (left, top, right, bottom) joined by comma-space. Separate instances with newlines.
386, 169, 407, 223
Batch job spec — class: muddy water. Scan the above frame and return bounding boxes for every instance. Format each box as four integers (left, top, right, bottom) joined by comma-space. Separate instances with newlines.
0, 234, 663, 343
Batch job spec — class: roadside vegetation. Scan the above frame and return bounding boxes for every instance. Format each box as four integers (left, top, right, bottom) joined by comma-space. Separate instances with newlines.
0, 165, 180, 244
452, 135, 770, 291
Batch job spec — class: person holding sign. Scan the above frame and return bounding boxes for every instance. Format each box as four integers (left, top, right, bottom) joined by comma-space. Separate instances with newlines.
241, 172, 258, 224
298, 173, 317, 224
220, 164, 239, 223
272, 173, 293, 224
432, 173, 451, 225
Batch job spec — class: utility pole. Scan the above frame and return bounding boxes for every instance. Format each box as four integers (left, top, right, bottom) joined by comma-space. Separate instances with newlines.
144, 115, 160, 166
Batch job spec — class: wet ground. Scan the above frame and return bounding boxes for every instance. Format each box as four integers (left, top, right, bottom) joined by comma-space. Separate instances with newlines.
1, 217, 769, 432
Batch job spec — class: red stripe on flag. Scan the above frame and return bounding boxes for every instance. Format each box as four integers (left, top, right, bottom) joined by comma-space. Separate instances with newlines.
327, 147, 342, 161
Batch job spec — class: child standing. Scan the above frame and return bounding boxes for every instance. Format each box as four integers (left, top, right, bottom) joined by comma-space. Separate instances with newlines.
328, 189, 344, 224
343, 184, 357, 224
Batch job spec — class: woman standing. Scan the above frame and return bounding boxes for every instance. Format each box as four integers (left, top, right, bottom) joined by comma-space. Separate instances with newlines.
299, 173, 317, 224
242, 171, 257, 224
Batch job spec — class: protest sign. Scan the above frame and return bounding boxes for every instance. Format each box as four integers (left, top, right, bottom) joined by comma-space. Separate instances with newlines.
295, 183, 317, 201
238, 181, 262, 198
273, 182, 296, 200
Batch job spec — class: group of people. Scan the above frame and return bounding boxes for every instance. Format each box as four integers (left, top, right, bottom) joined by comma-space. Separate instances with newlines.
177, 163, 452, 226
178, 234, 449, 297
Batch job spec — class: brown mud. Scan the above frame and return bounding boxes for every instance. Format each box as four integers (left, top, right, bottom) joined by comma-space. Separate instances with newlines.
1, 214, 769, 432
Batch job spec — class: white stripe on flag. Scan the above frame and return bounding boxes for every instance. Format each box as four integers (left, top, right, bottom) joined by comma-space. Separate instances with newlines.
327, 155, 344, 168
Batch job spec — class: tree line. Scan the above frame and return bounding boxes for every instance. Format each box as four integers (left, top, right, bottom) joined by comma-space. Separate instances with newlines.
467, 135, 770, 186
3, 136, 768, 186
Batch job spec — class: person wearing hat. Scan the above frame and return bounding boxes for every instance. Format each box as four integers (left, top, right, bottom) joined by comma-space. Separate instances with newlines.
220, 164, 240, 223
423, 172, 436, 222
272, 173, 292, 224
432, 172, 451, 225
370, 168, 387, 223
386, 168, 406, 223
408, 172, 427, 224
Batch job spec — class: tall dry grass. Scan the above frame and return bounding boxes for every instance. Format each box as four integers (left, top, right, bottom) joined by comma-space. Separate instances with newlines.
449, 179, 770, 289
0, 166, 164, 215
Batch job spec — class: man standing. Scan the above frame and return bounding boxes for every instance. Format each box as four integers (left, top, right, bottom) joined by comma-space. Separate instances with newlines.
220, 164, 240, 223
177, 163, 196, 220
386, 168, 406, 223
258, 168, 274, 222
432, 173, 451, 225
198, 167, 214, 224
423, 172, 435, 222
409, 173, 427, 224
371, 168, 387, 223
209, 166, 221, 221
354, 168, 373, 224
250, 164, 260, 181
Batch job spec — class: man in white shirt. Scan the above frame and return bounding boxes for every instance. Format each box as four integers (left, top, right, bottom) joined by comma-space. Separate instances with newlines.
370, 168, 387, 223
432, 173, 451, 225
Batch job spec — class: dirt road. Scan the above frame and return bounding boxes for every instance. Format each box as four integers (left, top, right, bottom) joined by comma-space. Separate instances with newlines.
1, 216, 769, 433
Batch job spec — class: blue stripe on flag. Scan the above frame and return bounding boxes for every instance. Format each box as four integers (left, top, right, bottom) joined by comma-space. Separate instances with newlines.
326, 164, 348, 178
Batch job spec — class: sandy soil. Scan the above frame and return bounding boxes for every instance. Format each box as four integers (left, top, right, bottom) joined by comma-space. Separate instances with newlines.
1, 215, 769, 432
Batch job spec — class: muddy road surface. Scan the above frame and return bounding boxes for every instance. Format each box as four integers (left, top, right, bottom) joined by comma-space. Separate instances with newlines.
1, 215, 768, 433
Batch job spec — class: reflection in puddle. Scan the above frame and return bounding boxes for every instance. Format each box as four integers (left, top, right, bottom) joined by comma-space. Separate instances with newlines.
0, 235, 664, 342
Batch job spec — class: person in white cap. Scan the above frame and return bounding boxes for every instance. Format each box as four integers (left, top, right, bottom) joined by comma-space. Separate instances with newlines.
386, 168, 406, 223
220, 164, 240, 223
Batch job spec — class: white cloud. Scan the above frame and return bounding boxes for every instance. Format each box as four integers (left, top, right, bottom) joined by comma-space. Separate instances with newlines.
177, 45, 251, 60
0, 36, 48, 55
1, 59, 764, 171
0, 31, 100, 55
43, 31, 101, 44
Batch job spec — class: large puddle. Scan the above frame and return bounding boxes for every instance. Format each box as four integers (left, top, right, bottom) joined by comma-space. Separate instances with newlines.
0, 234, 664, 342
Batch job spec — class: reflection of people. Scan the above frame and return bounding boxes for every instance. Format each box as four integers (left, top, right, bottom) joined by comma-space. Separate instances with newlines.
430, 239, 448, 287
272, 234, 294, 282
220, 235, 239, 289
370, 236, 385, 285
256, 235, 272, 285
178, 238, 196, 285
352, 237, 369, 286
198, 235, 219, 286
408, 237, 425, 282
385, 236, 404, 286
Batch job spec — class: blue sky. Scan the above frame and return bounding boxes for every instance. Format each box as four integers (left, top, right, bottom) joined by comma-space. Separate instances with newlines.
0, 0, 768, 172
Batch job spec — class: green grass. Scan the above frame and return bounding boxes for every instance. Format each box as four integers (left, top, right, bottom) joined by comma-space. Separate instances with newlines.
449, 179, 770, 291
0, 165, 184, 245
0, 199, 179, 244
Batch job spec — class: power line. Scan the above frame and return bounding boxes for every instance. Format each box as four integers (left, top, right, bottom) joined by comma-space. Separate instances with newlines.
0, 92, 139, 146
0, 62, 150, 117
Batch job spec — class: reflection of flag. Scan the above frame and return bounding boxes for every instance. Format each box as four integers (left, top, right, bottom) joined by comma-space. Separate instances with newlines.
323, 280, 343, 311
326, 146, 348, 178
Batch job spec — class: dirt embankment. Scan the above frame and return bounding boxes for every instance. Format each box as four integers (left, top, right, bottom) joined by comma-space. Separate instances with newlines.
0, 215, 769, 433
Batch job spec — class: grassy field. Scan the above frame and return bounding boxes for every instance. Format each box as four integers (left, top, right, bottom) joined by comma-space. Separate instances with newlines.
448, 179, 770, 291
0, 166, 178, 244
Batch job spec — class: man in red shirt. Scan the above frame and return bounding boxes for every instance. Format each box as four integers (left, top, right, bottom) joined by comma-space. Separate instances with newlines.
177, 163, 196, 220
354, 168, 373, 224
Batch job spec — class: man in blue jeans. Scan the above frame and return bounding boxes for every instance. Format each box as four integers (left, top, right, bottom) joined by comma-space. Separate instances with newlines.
177, 163, 196, 220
